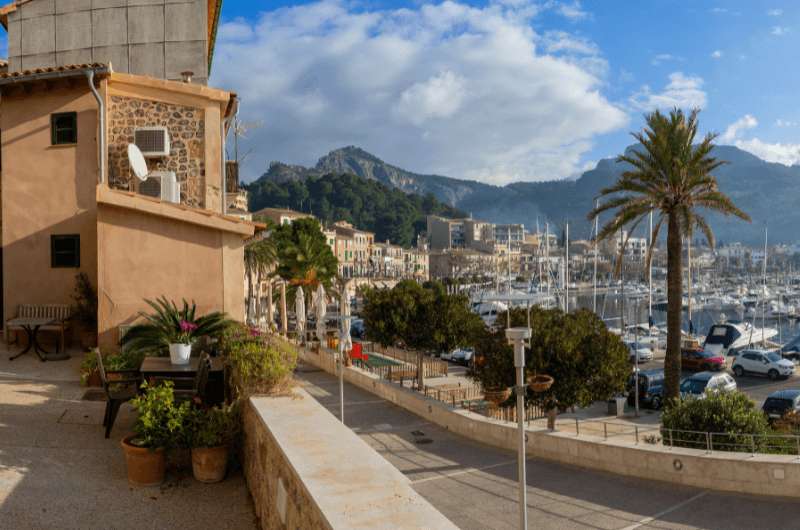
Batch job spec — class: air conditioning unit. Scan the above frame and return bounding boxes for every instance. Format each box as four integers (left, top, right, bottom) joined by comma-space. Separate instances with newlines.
139, 171, 180, 204
134, 126, 171, 157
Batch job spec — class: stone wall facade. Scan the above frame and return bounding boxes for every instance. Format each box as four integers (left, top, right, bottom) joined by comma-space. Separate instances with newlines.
108, 95, 206, 208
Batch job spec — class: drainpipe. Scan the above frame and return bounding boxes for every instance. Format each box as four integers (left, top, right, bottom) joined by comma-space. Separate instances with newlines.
221, 99, 238, 215
86, 70, 106, 185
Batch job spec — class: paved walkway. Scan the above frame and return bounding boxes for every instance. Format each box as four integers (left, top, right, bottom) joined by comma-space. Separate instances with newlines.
297, 363, 800, 530
0, 347, 256, 530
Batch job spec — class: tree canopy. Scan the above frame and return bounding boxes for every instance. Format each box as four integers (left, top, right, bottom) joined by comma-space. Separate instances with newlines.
271, 217, 338, 291
246, 172, 465, 247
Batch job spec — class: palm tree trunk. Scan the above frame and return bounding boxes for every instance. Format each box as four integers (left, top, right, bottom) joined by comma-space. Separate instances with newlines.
664, 213, 683, 401
267, 280, 274, 332
280, 281, 288, 337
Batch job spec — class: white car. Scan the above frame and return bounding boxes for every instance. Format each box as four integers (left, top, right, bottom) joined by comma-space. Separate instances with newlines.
626, 342, 654, 364
680, 371, 737, 399
441, 348, 474, 365
732, 349, 795, 380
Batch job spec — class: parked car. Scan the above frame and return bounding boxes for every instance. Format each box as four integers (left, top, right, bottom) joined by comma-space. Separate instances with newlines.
626, 369, 665, 409
679, 371, 737, 399
762, 389, 800, 421
350, 319, 365, 339
441, 348, 474, 365
681, 349, 726, 372
626, 341, 654, 364
732, 349, 795, 380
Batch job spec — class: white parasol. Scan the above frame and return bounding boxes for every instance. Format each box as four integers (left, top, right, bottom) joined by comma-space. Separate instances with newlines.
295, 286, 306, 343
315, 284, 327, 342
340, 285, 352, 353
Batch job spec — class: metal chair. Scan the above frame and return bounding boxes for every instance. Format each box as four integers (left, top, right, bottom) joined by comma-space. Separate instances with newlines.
96, 350, 141, 439
155, 352, 212, 404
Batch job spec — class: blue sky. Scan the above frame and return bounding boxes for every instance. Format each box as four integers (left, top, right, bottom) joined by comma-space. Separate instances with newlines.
209, 1, 800, 183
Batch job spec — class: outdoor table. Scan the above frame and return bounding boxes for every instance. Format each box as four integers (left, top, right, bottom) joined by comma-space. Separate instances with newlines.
8, 317, 57, 362
139, 356, 225, 404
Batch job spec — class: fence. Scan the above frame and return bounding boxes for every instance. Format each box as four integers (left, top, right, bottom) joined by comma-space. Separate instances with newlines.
359, 341, 449, 378
557, 418, 800, 457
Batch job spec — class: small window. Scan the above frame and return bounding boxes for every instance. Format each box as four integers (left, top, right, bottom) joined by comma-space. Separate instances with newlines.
51, 235, 80, 268
51, 112, 77, 145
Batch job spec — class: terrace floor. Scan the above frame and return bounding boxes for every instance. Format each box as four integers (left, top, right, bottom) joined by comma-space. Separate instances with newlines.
0, 345, 256, 530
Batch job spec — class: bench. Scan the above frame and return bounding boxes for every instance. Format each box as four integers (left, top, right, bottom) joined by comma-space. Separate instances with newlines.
6, 304, 72, 352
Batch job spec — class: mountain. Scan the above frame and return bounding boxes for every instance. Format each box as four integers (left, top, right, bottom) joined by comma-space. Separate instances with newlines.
253, 145, 800, 245
245, 171, 465, 247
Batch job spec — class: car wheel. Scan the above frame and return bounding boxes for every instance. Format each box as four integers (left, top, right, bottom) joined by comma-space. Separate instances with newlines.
652, 396, 662, 410
701, 364, 710, 372
733, 365, 744, 377
768, 369, 779, 381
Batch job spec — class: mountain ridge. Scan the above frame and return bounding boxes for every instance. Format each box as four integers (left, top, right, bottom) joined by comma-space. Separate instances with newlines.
252, 144, 799, 245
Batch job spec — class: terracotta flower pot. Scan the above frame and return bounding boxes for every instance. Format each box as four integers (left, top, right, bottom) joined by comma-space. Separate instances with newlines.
484, 387, 511, 405
191, 446, 228, 483
85, 369, 102, 388
528, 374, 554, 393
121, 435, 166, 487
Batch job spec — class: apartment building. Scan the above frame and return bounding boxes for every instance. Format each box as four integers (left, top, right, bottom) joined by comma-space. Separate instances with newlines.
331, 221, 374, 278
427, 215, 467, 250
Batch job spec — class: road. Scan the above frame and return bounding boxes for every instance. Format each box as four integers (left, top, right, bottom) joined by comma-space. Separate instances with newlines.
296, 363, 800, 530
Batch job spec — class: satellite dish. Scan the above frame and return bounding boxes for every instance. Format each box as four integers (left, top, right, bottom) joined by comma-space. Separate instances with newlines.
127, 143, 149, 181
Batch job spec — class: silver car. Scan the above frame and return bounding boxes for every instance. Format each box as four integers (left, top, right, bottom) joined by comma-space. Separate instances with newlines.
679, 371, 737, 398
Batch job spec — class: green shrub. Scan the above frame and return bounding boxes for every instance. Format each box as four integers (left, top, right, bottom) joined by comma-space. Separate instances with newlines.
661, 391, 770, 452
129, 381, 191, 450
187, 402, 240, 449
225, 330, 298, 397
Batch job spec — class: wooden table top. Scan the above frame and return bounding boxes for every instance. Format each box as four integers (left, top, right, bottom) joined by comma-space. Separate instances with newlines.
140, 356, 223, 374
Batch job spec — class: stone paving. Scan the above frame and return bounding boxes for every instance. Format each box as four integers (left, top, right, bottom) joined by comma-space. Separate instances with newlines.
0, 347, 256, 530
297, 363, 800, 530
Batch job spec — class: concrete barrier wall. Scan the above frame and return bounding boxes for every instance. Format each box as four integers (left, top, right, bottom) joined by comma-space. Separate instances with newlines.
242, 388, 458, 530
302, 347, 800, 498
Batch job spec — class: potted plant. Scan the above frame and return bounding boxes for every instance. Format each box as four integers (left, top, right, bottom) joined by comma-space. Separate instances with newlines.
71, 272, 98, 349
468, 332, 515, 406
169, 320, 198, 365
187, 403, 239, 483
79, 350, 101, 387
122, 381, 190, 487
120, 297, 232, 363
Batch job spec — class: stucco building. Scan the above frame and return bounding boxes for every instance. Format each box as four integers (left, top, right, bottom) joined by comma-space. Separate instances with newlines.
0, 1, 258, 349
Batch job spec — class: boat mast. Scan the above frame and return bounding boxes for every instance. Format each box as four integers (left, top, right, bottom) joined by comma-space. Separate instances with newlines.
648, 211, 653, 327
593, 200, 598, 314
565, 223, 570, 313
763, 226, 768, 348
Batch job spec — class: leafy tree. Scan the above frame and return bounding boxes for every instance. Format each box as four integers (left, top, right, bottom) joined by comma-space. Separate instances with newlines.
589, 108, 750, 400
661, 391, 769, 452
362, 280, 483, 388
469, 307, 629, 410
244, 225, 278, 324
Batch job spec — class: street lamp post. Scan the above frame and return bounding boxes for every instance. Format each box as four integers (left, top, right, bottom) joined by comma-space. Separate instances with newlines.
506, 326, 531, 530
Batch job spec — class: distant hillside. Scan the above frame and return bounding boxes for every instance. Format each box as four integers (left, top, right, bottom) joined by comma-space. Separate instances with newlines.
255, 145, 799, 245
245, 172, 465, 247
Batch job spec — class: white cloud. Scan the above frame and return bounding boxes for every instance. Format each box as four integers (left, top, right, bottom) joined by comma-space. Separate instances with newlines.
776, 119, 798, 127
734, 138, 800, 166
720, 114, 757, 143
771, 26, 789, 36
629, 72, 707, 111
651, 53, 682, 66
556, 1, 589, 20
720, 115, 800, 165
710, 50, 723, 59
211, 0, 627, 184
767, 9, 783, 16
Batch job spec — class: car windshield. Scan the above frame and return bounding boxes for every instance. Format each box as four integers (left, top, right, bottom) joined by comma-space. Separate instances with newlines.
766, 352, 782, 363
764, 397, 792, 411
698, 351, 717, 359
680, 379, 707, 394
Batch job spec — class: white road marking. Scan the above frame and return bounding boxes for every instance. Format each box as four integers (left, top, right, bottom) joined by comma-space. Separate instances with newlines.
619, 491, 708, 530
411, 460, 517, 484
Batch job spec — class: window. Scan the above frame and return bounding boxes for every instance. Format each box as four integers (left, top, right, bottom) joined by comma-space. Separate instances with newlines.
51, 235, 80, 268
51, 112, 77, 145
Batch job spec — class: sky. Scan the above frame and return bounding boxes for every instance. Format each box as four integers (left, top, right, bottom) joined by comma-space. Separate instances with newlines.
213, 1, 800, 184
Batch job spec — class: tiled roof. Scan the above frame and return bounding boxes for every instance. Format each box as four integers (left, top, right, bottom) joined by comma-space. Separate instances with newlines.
0, 63, 109, 81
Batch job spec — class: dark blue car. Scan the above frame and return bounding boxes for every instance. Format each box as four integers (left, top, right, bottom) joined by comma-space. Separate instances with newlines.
627, 369, 665, 409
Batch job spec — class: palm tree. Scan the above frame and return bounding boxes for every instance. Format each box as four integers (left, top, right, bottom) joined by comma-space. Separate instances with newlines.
244, 235, 278, 325
588, 108, 750, 401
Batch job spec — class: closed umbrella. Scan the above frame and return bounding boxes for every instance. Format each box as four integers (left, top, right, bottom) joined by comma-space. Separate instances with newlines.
340, 286, 352, 353
295, 286, 306, 343
315, 284, 327, 342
